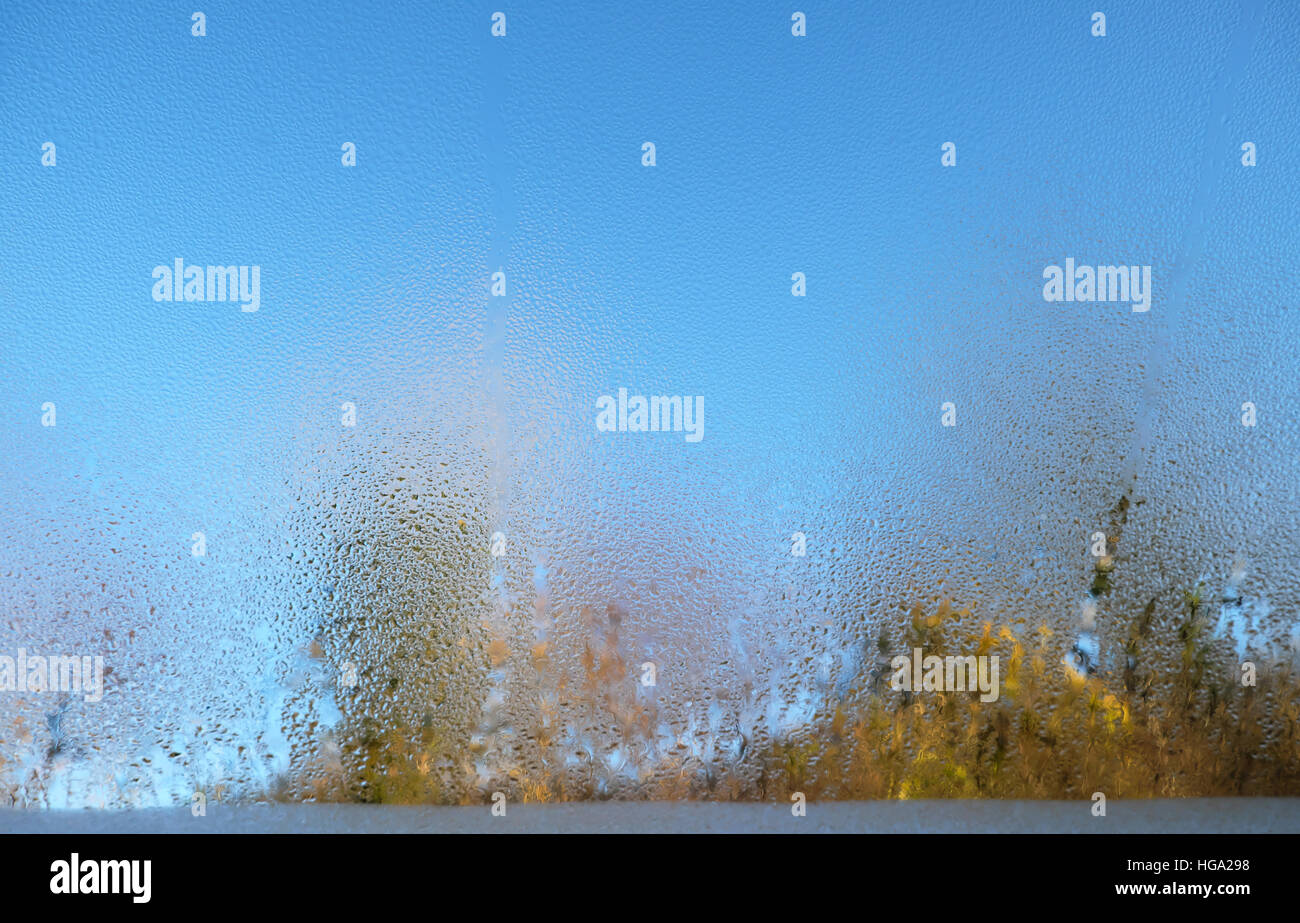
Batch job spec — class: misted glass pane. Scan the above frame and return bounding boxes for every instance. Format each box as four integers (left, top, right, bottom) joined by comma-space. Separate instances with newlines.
1, 0, 1297, 811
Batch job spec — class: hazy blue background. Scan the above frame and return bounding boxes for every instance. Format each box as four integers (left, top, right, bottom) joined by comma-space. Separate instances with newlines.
1, 1, 1297, 805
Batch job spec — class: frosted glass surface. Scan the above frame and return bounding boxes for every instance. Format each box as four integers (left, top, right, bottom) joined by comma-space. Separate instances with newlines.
1, 1, 1297, 806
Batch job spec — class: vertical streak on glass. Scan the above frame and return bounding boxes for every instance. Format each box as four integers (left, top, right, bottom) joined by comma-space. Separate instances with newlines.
474, 18, 517, 788
1121, 0, 1262, 489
